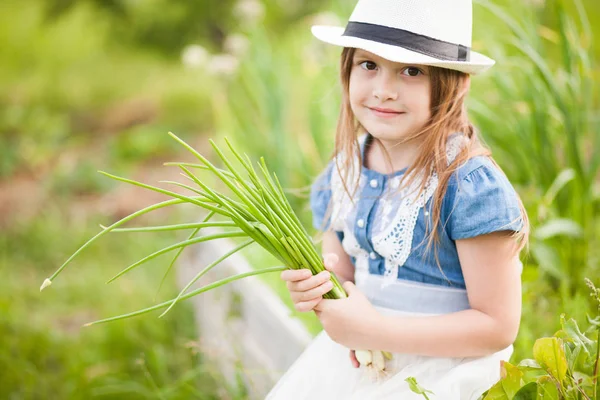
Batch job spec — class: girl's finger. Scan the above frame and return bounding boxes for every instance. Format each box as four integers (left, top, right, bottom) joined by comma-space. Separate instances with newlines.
280, 268, 312, 282
294, 297, 322, 312
349, 350, 360, 368
287, 270, 330, 292
322, 253, 339, 271
290, 280, 333, 303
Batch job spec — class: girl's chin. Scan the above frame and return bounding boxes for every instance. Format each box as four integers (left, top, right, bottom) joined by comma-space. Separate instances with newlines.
364, 129, 414, 140
367, 130, 429, 145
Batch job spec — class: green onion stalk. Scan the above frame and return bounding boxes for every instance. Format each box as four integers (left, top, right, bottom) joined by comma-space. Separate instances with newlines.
40, 132, 346, 324
39, 132, 392, 378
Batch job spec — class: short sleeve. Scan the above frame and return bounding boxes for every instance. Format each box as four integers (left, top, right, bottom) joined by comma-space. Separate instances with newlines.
447, 158, 524, 240
309, 162, 334, 231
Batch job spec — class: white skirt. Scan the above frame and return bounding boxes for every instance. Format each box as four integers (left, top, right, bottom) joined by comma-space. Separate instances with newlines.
267, 314, 513, 400
266, 276, 512, 399
265, 306, 512, 400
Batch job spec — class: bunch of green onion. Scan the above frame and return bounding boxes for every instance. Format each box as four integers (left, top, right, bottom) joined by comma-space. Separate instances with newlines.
40, 132, 346, 325
40, 132, 391, 377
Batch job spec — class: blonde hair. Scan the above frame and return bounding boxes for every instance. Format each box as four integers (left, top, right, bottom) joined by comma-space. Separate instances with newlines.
321, 47, 529, 274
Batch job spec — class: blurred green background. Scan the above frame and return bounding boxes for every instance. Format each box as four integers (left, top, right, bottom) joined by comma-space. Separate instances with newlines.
1, 0, 599, 398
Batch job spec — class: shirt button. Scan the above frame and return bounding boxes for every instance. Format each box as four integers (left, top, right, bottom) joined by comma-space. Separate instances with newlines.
369, 179, 378, 188
356, 219, 365, 228
369, 251, 377, 260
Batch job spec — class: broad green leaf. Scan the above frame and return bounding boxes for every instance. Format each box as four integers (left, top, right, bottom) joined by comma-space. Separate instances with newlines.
481, 381, 510, 400
556, 315, 596, 375
518, 359, 542, 368
501, 362, 524, 398
513, 382, 537, 400
536, 376, 560, 400
533, 338, 568, 384
517, 366, 548, 385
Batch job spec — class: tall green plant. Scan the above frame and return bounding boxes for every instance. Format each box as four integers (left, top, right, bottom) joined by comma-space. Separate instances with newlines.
211, 24, 341, 215
471, 0, 599, 299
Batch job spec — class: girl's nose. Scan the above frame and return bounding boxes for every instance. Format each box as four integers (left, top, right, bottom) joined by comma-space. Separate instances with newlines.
372, 71, 399, 101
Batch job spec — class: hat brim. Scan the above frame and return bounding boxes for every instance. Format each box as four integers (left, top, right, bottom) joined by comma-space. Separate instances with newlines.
312, 26, 495, 75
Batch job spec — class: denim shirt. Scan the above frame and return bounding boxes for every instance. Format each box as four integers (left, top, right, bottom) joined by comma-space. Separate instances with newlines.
310, 133, 523, 290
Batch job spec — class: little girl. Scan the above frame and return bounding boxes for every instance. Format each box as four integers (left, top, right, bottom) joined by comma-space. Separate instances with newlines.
268, 0, 528, 399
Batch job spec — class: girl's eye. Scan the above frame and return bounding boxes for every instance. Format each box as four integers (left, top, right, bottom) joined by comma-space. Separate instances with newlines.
402, 67, 423, 77
359, 61, 377, 71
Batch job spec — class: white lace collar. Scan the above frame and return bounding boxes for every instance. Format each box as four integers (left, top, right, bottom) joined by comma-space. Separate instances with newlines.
329, 133, 467, 285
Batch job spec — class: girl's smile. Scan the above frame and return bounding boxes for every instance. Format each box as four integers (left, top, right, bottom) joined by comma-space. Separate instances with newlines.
368, 107, 406, 118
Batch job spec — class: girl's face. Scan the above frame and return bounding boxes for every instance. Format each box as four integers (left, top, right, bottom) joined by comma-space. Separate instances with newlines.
349, 49, 432, 143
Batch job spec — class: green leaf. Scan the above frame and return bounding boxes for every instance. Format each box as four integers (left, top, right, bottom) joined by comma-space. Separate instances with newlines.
562, 344, 583, 375
529, 242, 564, 280
536, 376, 560, 400
518, 366, 548, 385
405, 377, 434, 399
586, 315, 600, 329
481, 381, 510, 400
534, 218, 583, 240
539, 168, 576, 211
571, 371, 595, 394
512, 382, 537, 400
106, 231, 248, 283
156, 225, 202, 300
104, 221, 236, 233
159, 239, 254, 318
40, 198, 187, 288
518, 359, 542, 368
556, 315, 596, 375
500, 362, 524, 398
533, 338, 568, 384
84, 266, 287, 326
155, 209, 218, 301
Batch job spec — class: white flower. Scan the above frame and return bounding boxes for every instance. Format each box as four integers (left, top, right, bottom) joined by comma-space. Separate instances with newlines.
224, 34, 250, 57
181, 44, 209, 69
310, 11, 342, 27
234, 0, 265, 24
207, 54, 240, 77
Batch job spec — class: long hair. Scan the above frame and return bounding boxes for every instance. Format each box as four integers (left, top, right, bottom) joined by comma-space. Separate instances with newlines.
323, 47, 529, 271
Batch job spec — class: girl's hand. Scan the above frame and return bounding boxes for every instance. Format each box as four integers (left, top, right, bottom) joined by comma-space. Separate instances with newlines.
280, 253, 340, 312
349, 350, 359, 368
314, 281, 381, 349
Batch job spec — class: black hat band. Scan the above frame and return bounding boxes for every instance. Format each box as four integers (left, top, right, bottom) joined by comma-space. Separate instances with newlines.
343, 21, 470, 62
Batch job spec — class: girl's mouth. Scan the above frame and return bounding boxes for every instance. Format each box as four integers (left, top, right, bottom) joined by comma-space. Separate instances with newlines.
369, 107, 405, 118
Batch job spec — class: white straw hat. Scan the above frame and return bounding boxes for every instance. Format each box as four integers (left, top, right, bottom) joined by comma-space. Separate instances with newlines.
311, 0, 495, 75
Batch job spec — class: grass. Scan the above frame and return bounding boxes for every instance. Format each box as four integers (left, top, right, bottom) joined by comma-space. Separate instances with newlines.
0, 0, 216, 179
1, 203, 245, 399
211, 22, 341, 217
470, 0, 599, 360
